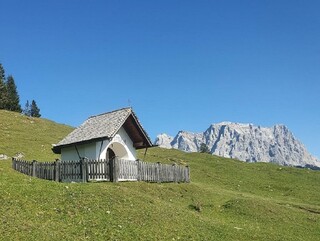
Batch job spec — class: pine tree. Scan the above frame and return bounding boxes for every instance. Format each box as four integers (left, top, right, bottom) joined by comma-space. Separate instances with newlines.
30, 100, 41, 117
23, 100, 31, 116
199, 143, 210, 154
0, 64, 7, 109
5, 75, 22, 112
0, 64, 5, 80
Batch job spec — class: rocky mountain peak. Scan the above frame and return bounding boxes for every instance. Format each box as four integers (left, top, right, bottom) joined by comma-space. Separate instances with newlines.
154, 122, 320, 168
154, 133, 174, 149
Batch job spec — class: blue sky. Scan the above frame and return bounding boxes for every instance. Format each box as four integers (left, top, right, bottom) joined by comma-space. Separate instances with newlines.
1, 0, 319, 158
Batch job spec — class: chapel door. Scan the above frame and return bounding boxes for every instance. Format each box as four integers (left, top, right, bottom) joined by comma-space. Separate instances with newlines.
107, 148, 117, 182
107, 148, 116, 160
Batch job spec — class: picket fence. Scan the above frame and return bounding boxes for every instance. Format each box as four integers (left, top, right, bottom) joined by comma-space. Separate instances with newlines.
12, 158, 190, 183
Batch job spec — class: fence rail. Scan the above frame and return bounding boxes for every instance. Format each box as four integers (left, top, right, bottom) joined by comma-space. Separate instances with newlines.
12, 159, 60, 181
12, 158, 190, 183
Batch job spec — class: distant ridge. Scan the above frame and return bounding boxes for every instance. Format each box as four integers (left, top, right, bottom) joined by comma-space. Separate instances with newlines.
155, 122, 320, 168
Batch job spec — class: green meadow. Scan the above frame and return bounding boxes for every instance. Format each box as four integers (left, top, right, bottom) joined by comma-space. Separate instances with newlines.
0, 110, 319, 240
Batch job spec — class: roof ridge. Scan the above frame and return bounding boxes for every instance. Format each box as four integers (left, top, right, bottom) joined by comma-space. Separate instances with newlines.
52, 106, 153, 154
88, 107, 132, 119
109, 110, 132, 137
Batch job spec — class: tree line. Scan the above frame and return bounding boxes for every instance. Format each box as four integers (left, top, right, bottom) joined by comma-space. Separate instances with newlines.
0, 63, 41, 117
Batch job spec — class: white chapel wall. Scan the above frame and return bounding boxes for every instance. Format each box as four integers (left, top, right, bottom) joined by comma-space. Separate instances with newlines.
98, 127, 136, 161
61, 142, 97, 161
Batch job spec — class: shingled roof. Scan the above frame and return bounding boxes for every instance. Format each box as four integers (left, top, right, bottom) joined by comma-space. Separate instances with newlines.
52, 107, 153, 154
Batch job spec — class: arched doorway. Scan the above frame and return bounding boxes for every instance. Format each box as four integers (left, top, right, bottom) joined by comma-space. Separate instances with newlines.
107, 148, 116, 160
107, 142, 131, 182
106, 142, 129, 160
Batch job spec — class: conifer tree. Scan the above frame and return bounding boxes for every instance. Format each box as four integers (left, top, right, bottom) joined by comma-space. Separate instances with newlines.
0, 64, 7, 109
30, 100, 41, 117
23, 100, 31, 116
0, 64, 4, 80
199, 143, 210, 154
5, 75, 22, 112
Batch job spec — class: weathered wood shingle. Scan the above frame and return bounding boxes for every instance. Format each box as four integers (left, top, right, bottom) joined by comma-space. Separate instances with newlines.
52, 107, 152, 154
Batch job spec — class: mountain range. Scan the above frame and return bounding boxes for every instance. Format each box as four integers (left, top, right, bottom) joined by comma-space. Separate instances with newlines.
155, 122, 320, 168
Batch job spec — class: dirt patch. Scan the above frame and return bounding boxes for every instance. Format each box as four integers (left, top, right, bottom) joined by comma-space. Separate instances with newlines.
297, 206, 320, 215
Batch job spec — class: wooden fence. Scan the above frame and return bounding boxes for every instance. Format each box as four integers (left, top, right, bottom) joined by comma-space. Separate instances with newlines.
12, 159, 60, 181
12, 158, 190, 183
137, 160, 190, 183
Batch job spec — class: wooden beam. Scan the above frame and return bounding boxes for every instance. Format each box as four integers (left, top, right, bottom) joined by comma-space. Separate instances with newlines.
133, 141, 144, 148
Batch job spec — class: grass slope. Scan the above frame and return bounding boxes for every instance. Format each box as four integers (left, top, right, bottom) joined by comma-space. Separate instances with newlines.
0, 110, 73, 160
0, 111, 319, 240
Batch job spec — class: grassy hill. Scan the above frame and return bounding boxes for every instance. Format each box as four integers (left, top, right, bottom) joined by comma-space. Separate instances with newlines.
0, 110, 319, 240
0, 110, 74, 160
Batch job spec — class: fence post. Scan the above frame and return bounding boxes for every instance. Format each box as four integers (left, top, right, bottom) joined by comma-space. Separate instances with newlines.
136, 159, 141, 181
55, 160, 60, 182
32, 160, 37, 177
79, 158, 87, 183
82, 158, 88, 183
156, 162, 161, 183
186, 166, 190, 183
110, 157, 119, 182
115, 157, 119, 182
109, 158, 113, 181
172, 164, 177, 183
12, 157, 15, 170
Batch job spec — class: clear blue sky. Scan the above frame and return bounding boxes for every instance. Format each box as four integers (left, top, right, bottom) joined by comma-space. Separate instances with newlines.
1, 0, 319, 158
